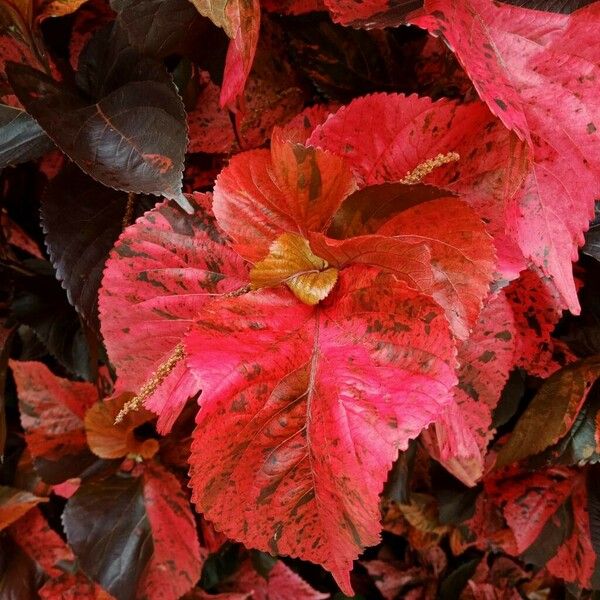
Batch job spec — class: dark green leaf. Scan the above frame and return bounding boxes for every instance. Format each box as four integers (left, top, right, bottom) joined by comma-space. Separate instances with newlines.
110, 0, 208, 59
438, 556, 481, 600
6, 25, 189, 208
41, 164, 154, 333
0, 104, 53, 169
63, 473, 153, 600
583, 203, 600, 263
7, 259, 94, 380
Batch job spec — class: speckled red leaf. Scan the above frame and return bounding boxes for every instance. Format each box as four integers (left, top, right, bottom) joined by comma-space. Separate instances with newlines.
547, 474, 596, 587
423, 292, 516, 485
8, 506, 75, 578
186, 268, 457, 594
138, 462, 205, 600
224, 559, 329, 600
308, 94, 525, 282
9, 360, 97, 461
324, 0, 423, 28
39, 573, 114, 600
187, 72, 236, 155
99, 194, 248, 433
219, 0, 261, 107
212, 136, 356, 263
505, 269, 569, 377
377, 198, 495, 340
0, 486, 46, 531
411, 1, 600, 312
486, 467, 575, 554
279, 104, 335, 143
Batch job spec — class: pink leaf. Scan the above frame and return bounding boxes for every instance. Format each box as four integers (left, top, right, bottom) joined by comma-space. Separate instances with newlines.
99, 194, 248, 433
411, 0, 600, 312
138, 462, 205, 599
186, 267, 457, 594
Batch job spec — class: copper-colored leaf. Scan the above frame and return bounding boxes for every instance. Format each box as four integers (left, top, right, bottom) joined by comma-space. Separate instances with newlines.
250, 233, 338, 305
84, 394, 159, 460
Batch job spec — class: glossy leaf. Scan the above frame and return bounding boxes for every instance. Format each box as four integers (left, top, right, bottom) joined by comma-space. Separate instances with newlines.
7, 25, 189, 204
0, 104, 53, 168
63, 473, 153, 600
497, 356, 600, 467
187, 268, 457, 594
99, 195, 248, 433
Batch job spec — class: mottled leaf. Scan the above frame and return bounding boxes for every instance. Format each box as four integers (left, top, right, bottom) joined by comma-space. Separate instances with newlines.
324, 0, 423, 28
138, 462, 204, 599
411, 0, 600, 312
187, 268, 457, 594
99, 194, 248, 433
10, 360, 98, 481
0, 486, 46, 530
213, 135, 356, 262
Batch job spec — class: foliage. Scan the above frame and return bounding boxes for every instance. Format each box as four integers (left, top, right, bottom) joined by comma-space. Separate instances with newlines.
2, 0, 600, 598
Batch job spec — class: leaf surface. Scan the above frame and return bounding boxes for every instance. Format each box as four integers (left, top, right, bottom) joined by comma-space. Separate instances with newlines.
10, 360, 97, 473
99, 194, 248, 433
324, 0, 423, 28
497, 356, 600, 467
213, 137, 356, 262
63, 474, 153, 600
138, 462, 204, 599
7, 25, 188, 203
377, 198, 495, 340
41, 165, 154, 332
187, 268, 457, 594
0, 486, 46, 530
411, 0, 600, 311
0, 104, 53, 168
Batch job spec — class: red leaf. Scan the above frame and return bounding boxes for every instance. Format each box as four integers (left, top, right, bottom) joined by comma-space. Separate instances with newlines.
212, 136, 356, 262
99, 195, 248, 433
39, 573, 114, 600
547, 475, 596, 587
0, 486, 46, 531
10, 360, 97, 461
411, 1, 600, 312
505, 269, 569, 377
187, 72, 236, 155
487, 467, 575, 554
220, 0, 261, 108
424, 292, 516, 485
324, 0, 423, 28
186, 268, 457, 594
138, 462, 205, 599
308, 93, 522, 282
8, 506, 75, 578
377, 198, 495, 340
225, 559, 329, 600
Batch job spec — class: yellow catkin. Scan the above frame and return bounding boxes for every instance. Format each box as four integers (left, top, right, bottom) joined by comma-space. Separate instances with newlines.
399, 152, 460, 185
114, 343, 185, 423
